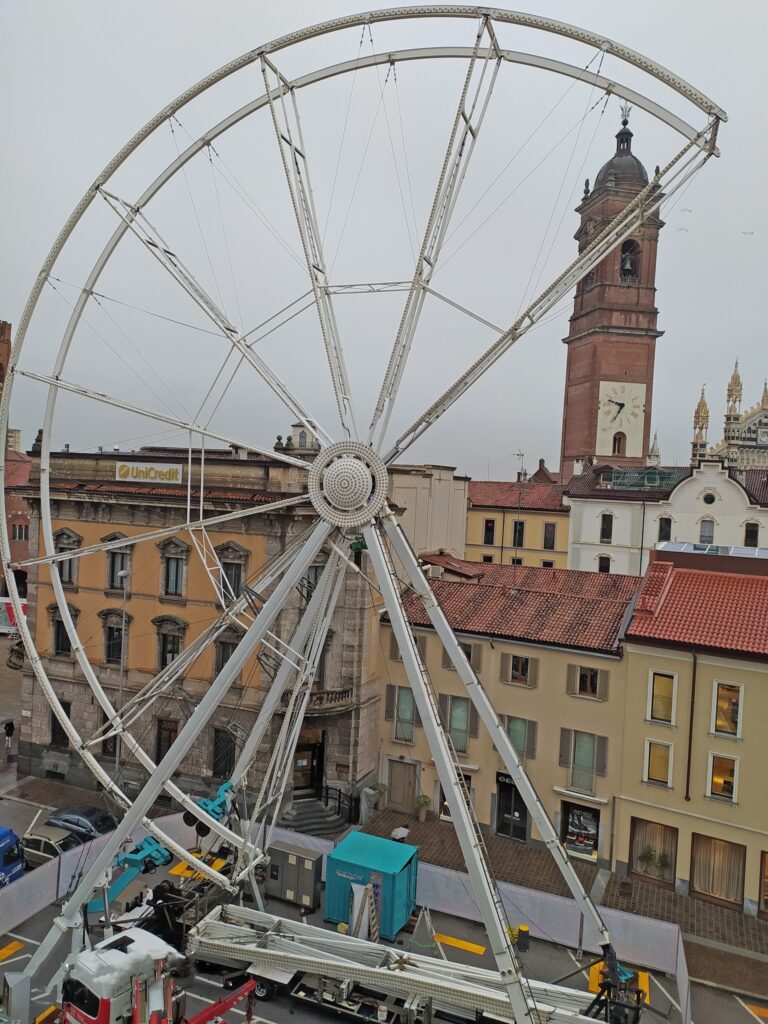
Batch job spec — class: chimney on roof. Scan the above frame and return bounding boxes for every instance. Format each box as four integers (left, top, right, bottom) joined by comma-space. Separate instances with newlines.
573, 458, 584, 476
113, 446, 120, 453
63, 443, 70, 453
98, 446, 103, 453
516, 469, 528, 482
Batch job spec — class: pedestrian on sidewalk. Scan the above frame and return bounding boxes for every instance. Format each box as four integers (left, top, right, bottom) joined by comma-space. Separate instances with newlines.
4, 720, 14, 748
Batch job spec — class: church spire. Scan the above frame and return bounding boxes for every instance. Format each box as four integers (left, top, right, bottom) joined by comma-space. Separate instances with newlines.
727, 359, 742, 412
647, 432, 661, 467
762, 380, 768, 410
691, 387, 709, 466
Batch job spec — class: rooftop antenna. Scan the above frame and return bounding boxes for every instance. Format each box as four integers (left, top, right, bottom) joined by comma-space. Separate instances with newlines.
512, 450, 524, 569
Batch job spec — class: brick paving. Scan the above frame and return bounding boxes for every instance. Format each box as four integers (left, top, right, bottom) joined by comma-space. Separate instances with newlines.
364, 808, 768, 995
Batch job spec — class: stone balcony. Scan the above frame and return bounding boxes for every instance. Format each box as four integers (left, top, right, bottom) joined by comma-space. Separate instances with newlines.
280, 686, 354, 716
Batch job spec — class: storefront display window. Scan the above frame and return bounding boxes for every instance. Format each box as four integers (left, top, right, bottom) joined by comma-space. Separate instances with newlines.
562, 802, 599, 861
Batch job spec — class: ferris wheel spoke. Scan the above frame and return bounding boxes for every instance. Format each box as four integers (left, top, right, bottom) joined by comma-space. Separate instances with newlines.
97, 188, 333, 447
16, 368, 311, 469
383, 133, 713, 464
260, 54, 358, 440
369, 16, 503, 450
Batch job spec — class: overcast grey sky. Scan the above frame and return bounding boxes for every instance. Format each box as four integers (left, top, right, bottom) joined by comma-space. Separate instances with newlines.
2, 2, 766, 479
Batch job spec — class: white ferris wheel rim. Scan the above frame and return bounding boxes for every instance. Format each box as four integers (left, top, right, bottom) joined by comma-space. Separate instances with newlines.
0, 6, 725, 892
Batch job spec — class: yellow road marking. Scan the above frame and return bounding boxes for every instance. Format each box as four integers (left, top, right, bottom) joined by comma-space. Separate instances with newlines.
170, 853, 227, 879
34, 1005, 59, 1024
745, 1003, 768, 1020
0, 940, 24, 962
433, 932, 486, 955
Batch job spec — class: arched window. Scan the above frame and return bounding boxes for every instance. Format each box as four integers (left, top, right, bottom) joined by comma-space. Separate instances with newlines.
152, 615, 188, 670
298, 430, 307, 448
612, 432, 626, 456
699, 519, 715, 545
620, 240, 640, 281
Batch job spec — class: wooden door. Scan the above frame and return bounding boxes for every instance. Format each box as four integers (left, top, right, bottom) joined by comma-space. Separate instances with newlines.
388, 760, 416, 812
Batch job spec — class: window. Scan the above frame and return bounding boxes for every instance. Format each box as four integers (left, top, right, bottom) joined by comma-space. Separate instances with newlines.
559, 728, 607, 793
744, 522, 759, 547
566, 664, 608, 700
644, 740, 672, 786
482, 555, 493, 563
442, 640, 481, 673
153, 616, 187, 670
439, 773, 472, 821
215, 542, 249, 602
510, 520, 524, 548
298, 429, 307, 448
212, 728, 236, 778
305, 564, 323, 599
619, 239, 640, 280
699, 519, 715, 545
215, 631, 241, 675
164, 556, 183, 596
500, 653, 538, 687
648, 671, 675, 724
483, 519, 496, 545
62, 980, 100, 1019
51, 701, 71, 748
600, 513, 613, 544
658, 517, 672, 543
598, 556, 611, 573
54, 529, 82, 587
438, 694, 478, 755
690, 833, 745, 906
543, 522, 556, 550
105, 625, 123, 665
541, 560, 555, 568
760, 852, 768, 918
156, 719, 178, 762
506, 716, 537, 760
108, 548, 129, 590
707, 753, 738, 801
702, 492, 716, 506
612, 432, 626, 456
53, 618, 71, 657
101, 710, 116, 759
712, 681, 741, 737
385, 684, 422, 743
629, 818, 677, 886
11, 523, 29, 541
510, 557, 523, 566
389, 632, 426, 663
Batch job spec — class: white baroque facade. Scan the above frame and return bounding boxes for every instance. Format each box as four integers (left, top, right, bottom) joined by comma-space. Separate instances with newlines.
566, 461, 768, 575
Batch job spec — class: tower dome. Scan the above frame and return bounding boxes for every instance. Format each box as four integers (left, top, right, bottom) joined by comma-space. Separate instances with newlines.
594, 109, 649, 191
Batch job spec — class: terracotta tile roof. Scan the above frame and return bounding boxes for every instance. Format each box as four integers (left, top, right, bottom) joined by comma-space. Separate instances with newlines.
565, 464, 691, 502
468, 480, 567, 512
739, 468, 768, 506
627, 561, 768, 656
422, 554, 641, 601
4, 451, 31, 487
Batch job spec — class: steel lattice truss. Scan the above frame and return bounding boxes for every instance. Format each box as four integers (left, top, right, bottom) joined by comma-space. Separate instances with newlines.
1, 7, 724, 1020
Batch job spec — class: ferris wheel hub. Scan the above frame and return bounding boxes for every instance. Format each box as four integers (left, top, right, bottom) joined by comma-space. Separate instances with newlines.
308, 441, 388, 528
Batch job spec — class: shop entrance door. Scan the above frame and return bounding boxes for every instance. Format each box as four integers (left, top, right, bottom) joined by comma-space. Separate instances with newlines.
496, 773, 528, 841
293, 742, 322, 796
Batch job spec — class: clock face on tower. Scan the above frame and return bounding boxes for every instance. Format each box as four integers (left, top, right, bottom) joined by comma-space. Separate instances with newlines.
596, 381, 646, 458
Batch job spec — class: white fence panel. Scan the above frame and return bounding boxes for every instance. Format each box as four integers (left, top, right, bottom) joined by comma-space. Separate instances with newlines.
0, 859, 58, 933
57, 834, 113, 899
676, 929, 692, 1024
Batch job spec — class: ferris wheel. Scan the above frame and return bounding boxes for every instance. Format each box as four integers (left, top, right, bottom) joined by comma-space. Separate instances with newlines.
1, 7, 724, 1018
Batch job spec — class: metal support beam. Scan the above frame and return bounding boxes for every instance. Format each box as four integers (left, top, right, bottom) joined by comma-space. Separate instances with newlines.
364, 523, 534, 1020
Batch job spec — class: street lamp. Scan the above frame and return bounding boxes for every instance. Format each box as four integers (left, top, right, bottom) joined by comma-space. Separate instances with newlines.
114, 567, 129, 770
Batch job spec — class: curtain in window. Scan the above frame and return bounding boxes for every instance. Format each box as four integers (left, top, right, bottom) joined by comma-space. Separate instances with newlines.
572, 731, 595, 791
395, 687, 414, 743
507, 716, 527, 757
691, 834, 745, 904
630, 818, 676, 882
450, 697, 469, 753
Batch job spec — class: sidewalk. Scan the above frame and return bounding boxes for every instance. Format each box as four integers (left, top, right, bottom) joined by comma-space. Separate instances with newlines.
364, 808, 768, 996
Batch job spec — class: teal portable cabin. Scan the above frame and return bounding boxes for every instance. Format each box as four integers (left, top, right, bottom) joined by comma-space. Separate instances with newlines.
324, 832, 418, 941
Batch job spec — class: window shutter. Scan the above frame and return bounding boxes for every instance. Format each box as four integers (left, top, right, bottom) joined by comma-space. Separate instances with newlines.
385, 685, 395, 721
525, 720, 537, 760
566, 664, 578, 695
416, 634, 427, 661
469, 702, 479, 738
528, 658, 539, 688
500, 652, 511, 683
389, 633, 401, 661
442, 647, 454, 670
596, 735, 608, 776
559, 728, 572, 767
471, 644, 483, 673
438, 693, 449, 728
413, 701, 422, 728
597, 670, 609, 700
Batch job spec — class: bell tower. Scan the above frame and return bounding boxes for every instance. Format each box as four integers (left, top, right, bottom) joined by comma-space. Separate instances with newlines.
559, 110, 664, 481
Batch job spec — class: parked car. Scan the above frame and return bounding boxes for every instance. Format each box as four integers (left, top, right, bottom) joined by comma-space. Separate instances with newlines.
23, 822, 84, 869
45, 806, 118, 839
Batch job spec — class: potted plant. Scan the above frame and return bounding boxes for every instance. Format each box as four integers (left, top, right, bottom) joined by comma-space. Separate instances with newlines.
372, 782, 388, 810
637, 845, 656, 875
655, 850, 671, 879
415, 794, 431, 823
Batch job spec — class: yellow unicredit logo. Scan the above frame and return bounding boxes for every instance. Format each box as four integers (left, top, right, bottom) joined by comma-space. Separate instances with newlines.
115, 462, 182, 483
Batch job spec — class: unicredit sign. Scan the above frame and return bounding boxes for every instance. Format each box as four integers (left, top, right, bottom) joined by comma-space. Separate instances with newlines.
115, 461, 183, 483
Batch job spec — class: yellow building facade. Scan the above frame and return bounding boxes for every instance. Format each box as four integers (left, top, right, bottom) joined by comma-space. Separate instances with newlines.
465, 480, 569, 569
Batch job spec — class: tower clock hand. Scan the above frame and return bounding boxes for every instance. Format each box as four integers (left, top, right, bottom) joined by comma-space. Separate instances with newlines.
611, 402, 625, 422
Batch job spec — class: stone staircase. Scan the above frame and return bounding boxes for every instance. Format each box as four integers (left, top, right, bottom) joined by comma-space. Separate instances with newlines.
279, 797, 349, 838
